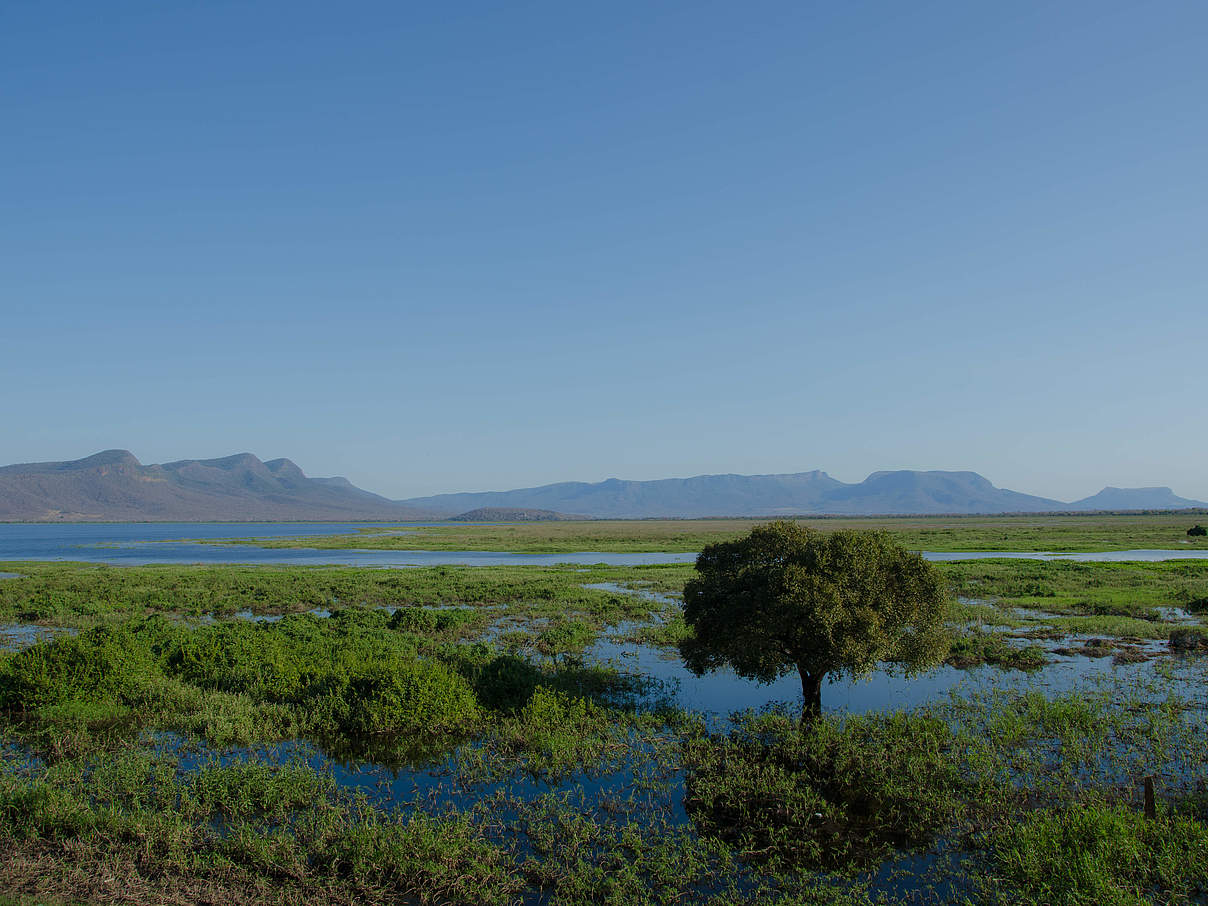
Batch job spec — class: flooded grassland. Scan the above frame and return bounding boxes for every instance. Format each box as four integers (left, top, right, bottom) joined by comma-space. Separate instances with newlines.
214, 512, 1208, 554
0, 556, 1205, 905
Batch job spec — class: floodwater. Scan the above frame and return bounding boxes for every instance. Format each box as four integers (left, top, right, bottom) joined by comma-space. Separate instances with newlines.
586, 591, 1198, 720
929, 549, 1208, 562
2, 522, 1208, 566
597, 635, 1074, 718
0, 623, 75, 651
0, 522, 697, 566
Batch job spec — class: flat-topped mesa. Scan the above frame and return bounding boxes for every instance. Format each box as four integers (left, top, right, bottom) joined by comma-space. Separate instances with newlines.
1069, 487, 1207, 511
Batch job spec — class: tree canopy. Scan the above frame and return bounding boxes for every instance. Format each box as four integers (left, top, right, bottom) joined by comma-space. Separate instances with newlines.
679, 521, 949, 721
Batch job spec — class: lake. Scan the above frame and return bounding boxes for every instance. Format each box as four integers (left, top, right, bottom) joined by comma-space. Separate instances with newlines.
3, 522, 1208, 565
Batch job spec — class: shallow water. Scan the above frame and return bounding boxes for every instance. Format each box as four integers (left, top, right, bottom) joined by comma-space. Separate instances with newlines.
588, 634, 1176, 721
0, 522, 698, 566
581, 581, 680, 605
4, 522, 1208, 566
929, 549, 1208, 562
0, 623, 75, 651
233, 607, 332, 623
155, 647, 1208, 828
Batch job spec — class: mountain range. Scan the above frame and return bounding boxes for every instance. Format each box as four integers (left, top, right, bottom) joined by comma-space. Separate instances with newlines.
0, 450, 434, 522
0, 451, 1204, 521
400, 470, 1208, 518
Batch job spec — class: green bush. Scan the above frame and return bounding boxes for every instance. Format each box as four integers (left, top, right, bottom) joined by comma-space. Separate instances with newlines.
0, 625, 156, 711
341, 657, 480, 736
166, 621, 319, 700
534, 618, 597, 656
516, 688, 606, 759
388, 605, 476, 634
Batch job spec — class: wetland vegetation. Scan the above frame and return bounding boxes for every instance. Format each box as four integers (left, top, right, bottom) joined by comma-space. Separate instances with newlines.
0, 519, 1206, 904
212, 511, 1208, 554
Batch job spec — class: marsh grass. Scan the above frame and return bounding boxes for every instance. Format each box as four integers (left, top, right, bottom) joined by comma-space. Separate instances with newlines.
944, 630, 1048, 670
983, 802, 1208, 905
942, 560, 1208, 619
0, 557, 1206, 903
212, 512, 1208, 554
1, 665, 1206, 904
0, 561, 693, 629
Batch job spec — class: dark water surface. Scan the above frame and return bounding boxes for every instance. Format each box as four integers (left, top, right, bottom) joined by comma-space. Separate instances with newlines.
3, 522, 1208, 565
590, 633, 1182, 719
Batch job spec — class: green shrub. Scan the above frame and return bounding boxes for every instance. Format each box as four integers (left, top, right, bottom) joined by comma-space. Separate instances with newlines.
165, 622, 314, 700
515, 688, 607, 761
388, 605, 476, 635
0, 625, 155, 711
534, 618, 597, 655
341, 657, 480, 736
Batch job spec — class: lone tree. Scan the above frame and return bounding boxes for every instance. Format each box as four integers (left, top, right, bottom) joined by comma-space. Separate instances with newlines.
1189, 524, 1207, 537
679, 521, 949, 723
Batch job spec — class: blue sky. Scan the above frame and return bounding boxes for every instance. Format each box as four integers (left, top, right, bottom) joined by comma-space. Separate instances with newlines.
3, 1, 1205, 501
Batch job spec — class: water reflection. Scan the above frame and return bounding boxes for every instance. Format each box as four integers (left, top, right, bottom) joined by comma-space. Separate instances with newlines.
588, 634, 1168, 722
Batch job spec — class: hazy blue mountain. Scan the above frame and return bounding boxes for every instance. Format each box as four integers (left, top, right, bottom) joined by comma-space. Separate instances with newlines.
0, 450, 434, 522
403, 471, 847, 519
1066, 487, 1208, 511
815, 470, 1062, 515
5, 452, 1204, 521
405, 469, 1208, 518
402, 469, 1073, 517
450, 507, 584, 522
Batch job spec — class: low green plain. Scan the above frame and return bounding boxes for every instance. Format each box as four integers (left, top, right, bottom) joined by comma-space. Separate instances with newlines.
215, 511, 1208, 553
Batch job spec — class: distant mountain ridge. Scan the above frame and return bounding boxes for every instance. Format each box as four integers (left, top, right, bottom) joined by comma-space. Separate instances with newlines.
1063, 486, 1206, 512
0, 450, 434, 522
401, 470, 1208, 518
449, 507, 585, 522
2, 451, 1204, 521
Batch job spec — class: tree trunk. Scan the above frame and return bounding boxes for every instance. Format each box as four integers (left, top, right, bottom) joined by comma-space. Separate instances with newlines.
799, 668, 824, 726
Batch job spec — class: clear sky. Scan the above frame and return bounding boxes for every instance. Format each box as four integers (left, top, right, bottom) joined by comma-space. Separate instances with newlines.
3, 1, 1205, 501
